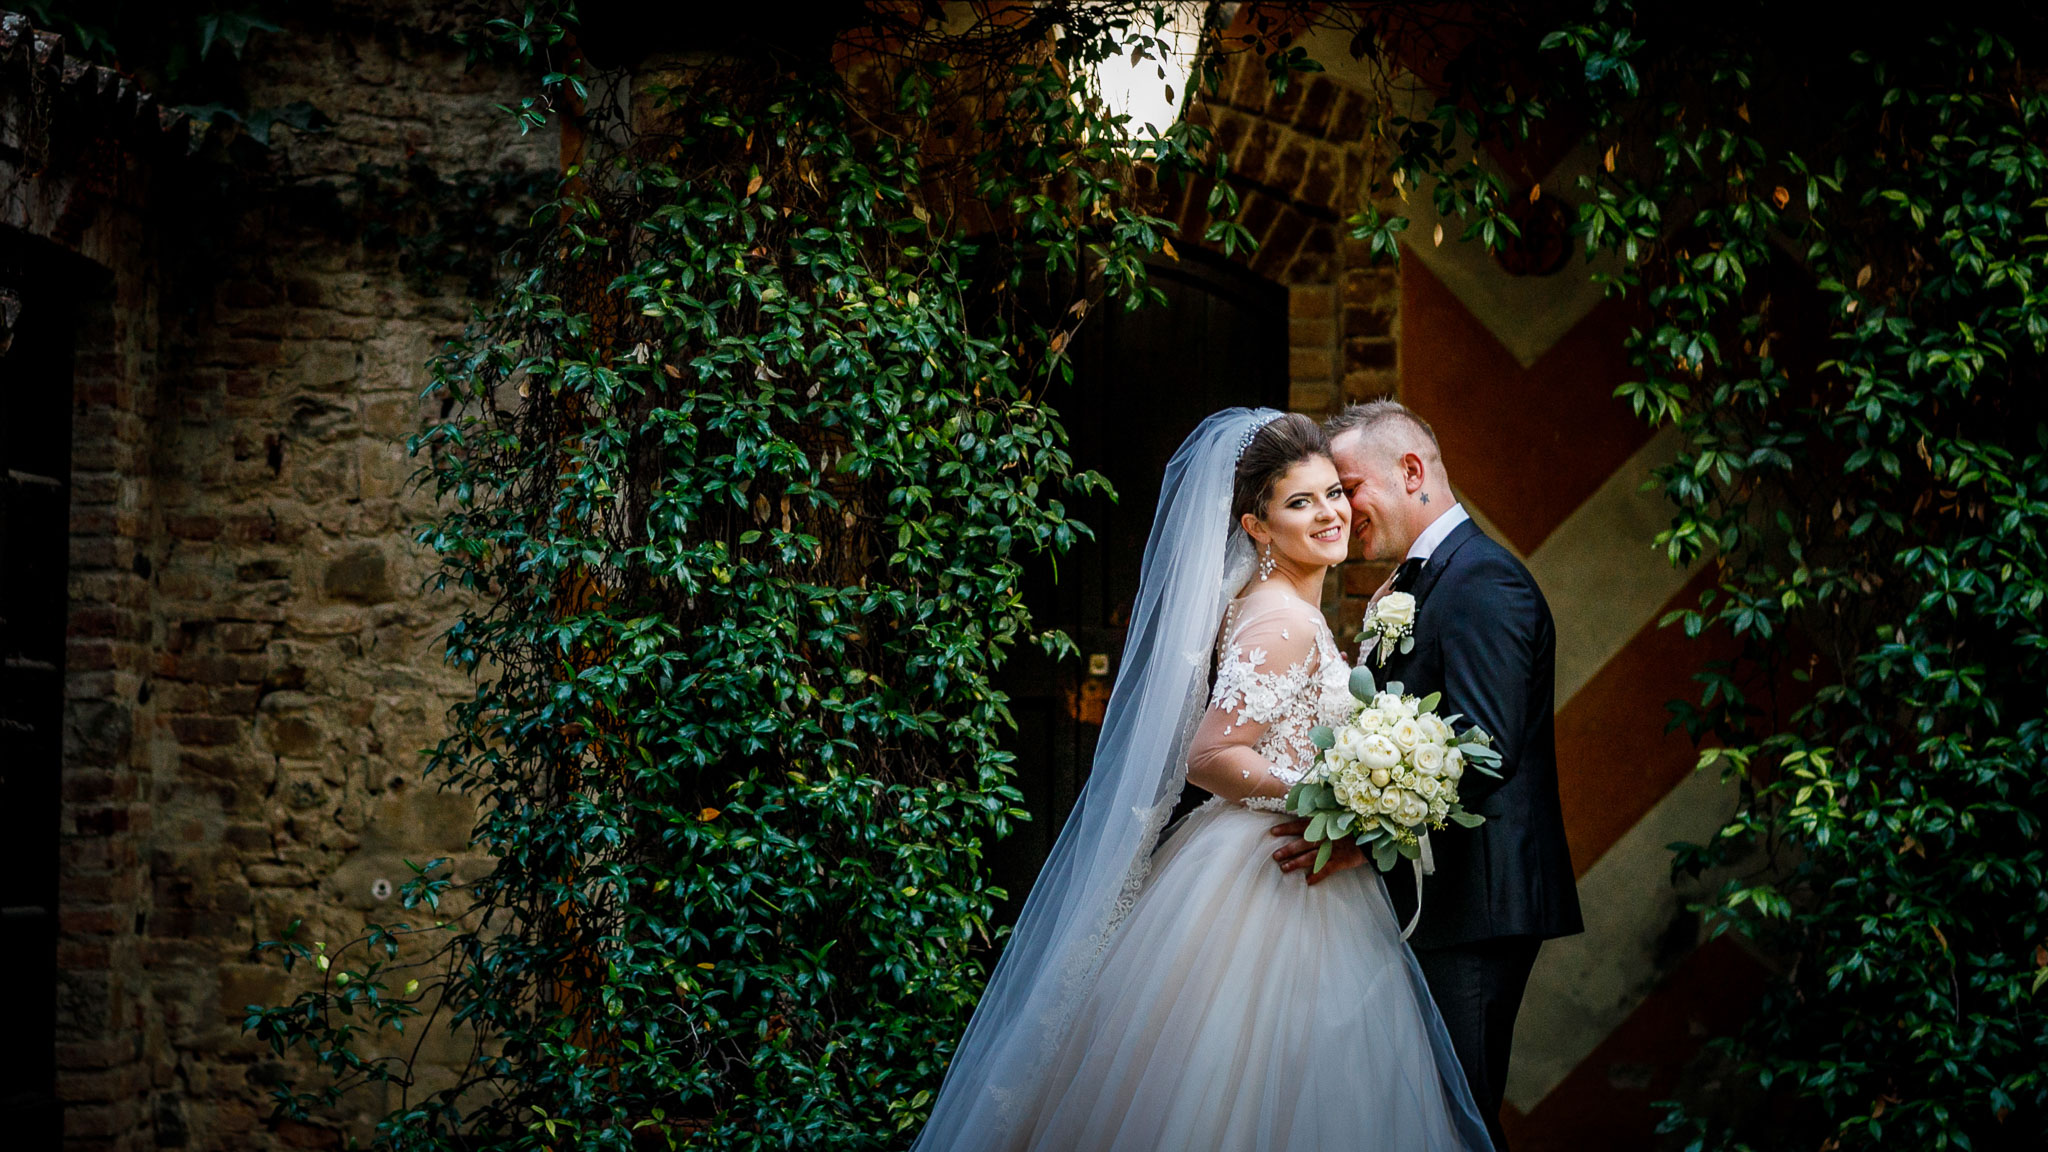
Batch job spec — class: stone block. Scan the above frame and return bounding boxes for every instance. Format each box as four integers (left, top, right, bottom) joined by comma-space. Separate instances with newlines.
1289, 315, 1334, 348
1252, 206, 1311, 280
1289, 282, 1335, 319
235, 556, 293, 583
1226, 52, 1269, 113
1329, 87, 1371, 143
164, 513, 222, 540
169, 715, 245, 747
1234, 119, 1277, 187
1287, 347, 1331, 383
260, 714, 325, 758
1265, 72, 1304, 124
1288, 378, 1339, 414
323, 545, 391, 603
293, 347, 360, 392
1343, 367, 1398, 403
1293, 75, 1337, 137
1298, 143, 1344, 215
1266, 136, 1309, 195
1344, 335, 1397, 372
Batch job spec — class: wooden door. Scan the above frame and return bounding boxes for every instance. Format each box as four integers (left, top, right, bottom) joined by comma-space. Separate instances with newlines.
991, 253, 1287, 919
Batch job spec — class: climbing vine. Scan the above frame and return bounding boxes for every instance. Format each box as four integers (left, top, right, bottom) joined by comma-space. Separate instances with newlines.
242, 3, 1314, 1148
1356, 5, 2048, 1148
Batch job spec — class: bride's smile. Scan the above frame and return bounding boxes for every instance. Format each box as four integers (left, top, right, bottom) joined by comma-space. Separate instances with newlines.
1244, 455, 1351, 581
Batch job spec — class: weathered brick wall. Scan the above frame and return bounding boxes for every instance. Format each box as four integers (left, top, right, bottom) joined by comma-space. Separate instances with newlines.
0, 5, 551, 1146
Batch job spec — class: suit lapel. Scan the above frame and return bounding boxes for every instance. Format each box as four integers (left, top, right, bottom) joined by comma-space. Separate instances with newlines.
1409, 517, 1484, 606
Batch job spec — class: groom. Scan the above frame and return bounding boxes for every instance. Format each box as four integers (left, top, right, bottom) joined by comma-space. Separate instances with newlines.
1271, 400, 1582, 1150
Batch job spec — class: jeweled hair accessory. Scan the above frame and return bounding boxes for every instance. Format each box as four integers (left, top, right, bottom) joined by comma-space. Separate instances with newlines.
1235, 412, 1283, 462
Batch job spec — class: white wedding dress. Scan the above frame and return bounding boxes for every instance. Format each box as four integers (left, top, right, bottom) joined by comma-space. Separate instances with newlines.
912, 410, 1488, 1152
993, 591, 1491, 1152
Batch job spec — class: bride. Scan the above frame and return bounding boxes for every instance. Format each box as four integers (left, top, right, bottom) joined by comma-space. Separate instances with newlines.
914, 409, 1491, 1151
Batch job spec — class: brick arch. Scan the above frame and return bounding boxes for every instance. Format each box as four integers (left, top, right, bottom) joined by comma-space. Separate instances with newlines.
1152, 56, 1373, 286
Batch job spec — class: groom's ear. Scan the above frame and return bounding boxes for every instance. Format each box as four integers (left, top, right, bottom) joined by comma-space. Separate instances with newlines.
1400, 451, 1428, 493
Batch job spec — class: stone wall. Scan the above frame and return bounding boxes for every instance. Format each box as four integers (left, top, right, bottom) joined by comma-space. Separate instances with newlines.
1, 6, 553, 1147
12, 15, 1415, 1149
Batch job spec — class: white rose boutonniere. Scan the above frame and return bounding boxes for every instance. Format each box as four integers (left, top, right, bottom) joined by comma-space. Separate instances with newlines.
1359, 590, 1418, 667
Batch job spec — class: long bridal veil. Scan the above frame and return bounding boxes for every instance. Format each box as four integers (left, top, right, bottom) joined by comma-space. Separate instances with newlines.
913, 408, 1273, 1150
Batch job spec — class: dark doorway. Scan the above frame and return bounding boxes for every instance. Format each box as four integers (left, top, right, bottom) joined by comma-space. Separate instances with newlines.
991, 252, 1288, 916
0, 232, 84, 1148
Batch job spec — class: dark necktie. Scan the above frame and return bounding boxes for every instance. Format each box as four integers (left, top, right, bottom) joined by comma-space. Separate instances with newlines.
1391, 557, 1425, 593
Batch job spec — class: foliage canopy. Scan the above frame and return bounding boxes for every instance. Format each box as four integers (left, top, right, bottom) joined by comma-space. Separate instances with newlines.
1352, 5, 2048, 1147
241, 3, 1307, 1148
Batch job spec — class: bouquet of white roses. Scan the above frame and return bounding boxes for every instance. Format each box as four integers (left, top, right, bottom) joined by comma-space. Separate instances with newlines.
1284, 665, 1502, 874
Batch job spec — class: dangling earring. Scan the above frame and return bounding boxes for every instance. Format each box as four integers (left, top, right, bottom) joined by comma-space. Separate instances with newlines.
1258, 541, 1276, 582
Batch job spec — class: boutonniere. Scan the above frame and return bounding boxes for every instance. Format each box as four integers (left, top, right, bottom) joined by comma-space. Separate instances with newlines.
1358, 591, 1417, 667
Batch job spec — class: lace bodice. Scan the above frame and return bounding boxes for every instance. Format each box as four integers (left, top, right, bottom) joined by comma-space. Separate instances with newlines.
1208, 594, 1354, 790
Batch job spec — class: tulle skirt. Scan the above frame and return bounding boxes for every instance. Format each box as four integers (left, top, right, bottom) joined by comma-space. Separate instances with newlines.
1001, 798, 1492, 1152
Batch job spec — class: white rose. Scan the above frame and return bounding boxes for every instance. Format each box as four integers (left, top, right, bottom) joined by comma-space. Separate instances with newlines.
1390, 717, 1423, 752
1412, 742, 1445, 776
1412, 777, 1439, 800
1357, 708, 1390, 732
1332, 778, 1359, 810
1359, 734, 1400, 772
1401, 797, 1429, 825
1371, 692, 1406, 718
1444, 748, 1465, 781
1373, 591, 1416, 629
1377, 791, 1403, 814
1421, 714, 1453, 745
1335, 725, 1370, 761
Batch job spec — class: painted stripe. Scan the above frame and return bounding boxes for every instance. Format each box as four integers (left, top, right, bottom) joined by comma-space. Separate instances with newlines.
1553, 564, 1730, 878
1502, 935, 1770, 1151
1504, 767, 1744, 1110
1400, 259, 1652, 555
1524, 422, 1705, 709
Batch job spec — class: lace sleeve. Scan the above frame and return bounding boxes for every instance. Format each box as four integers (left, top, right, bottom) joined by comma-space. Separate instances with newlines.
1187, 597, 1329, 806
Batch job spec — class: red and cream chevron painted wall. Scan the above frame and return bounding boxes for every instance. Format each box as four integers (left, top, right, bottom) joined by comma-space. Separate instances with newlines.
1393, 139, 1770, 1152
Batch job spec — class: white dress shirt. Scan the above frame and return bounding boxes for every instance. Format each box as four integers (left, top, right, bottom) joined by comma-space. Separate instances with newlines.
1405, 502, 1470, 568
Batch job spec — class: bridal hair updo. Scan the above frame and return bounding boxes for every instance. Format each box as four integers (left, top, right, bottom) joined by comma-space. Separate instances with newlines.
1230, 413, 1331, 524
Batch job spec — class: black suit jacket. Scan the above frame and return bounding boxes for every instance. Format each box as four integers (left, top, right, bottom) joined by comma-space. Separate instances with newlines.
1381, 518, 1583, 949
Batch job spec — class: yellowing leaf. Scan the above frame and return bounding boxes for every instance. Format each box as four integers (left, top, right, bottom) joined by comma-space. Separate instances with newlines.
1432, 222, 1444, 246
1528, 183, 1542, 204
745, 173, 763, 197
1737, 102, 1750, 122
696, 962, 715, 970
1161, 236, 1178, 260
698, 807, 721, 821
1771, 186, 1790, 209
1856, 264, 1873, 288
1604, 144, 1618, 172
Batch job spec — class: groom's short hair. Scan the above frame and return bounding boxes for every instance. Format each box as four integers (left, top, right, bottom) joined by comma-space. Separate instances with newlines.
1324, 400, 1441, 460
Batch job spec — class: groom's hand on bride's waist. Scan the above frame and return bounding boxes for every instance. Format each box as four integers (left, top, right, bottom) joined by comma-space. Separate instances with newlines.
1268, 819, 1365, 884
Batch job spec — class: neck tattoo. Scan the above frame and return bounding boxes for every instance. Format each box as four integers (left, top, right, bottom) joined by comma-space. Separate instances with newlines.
1419, 492, 1430, 504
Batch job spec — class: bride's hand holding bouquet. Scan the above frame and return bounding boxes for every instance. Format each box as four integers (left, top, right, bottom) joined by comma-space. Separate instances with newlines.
1283, 666, 1502, 876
